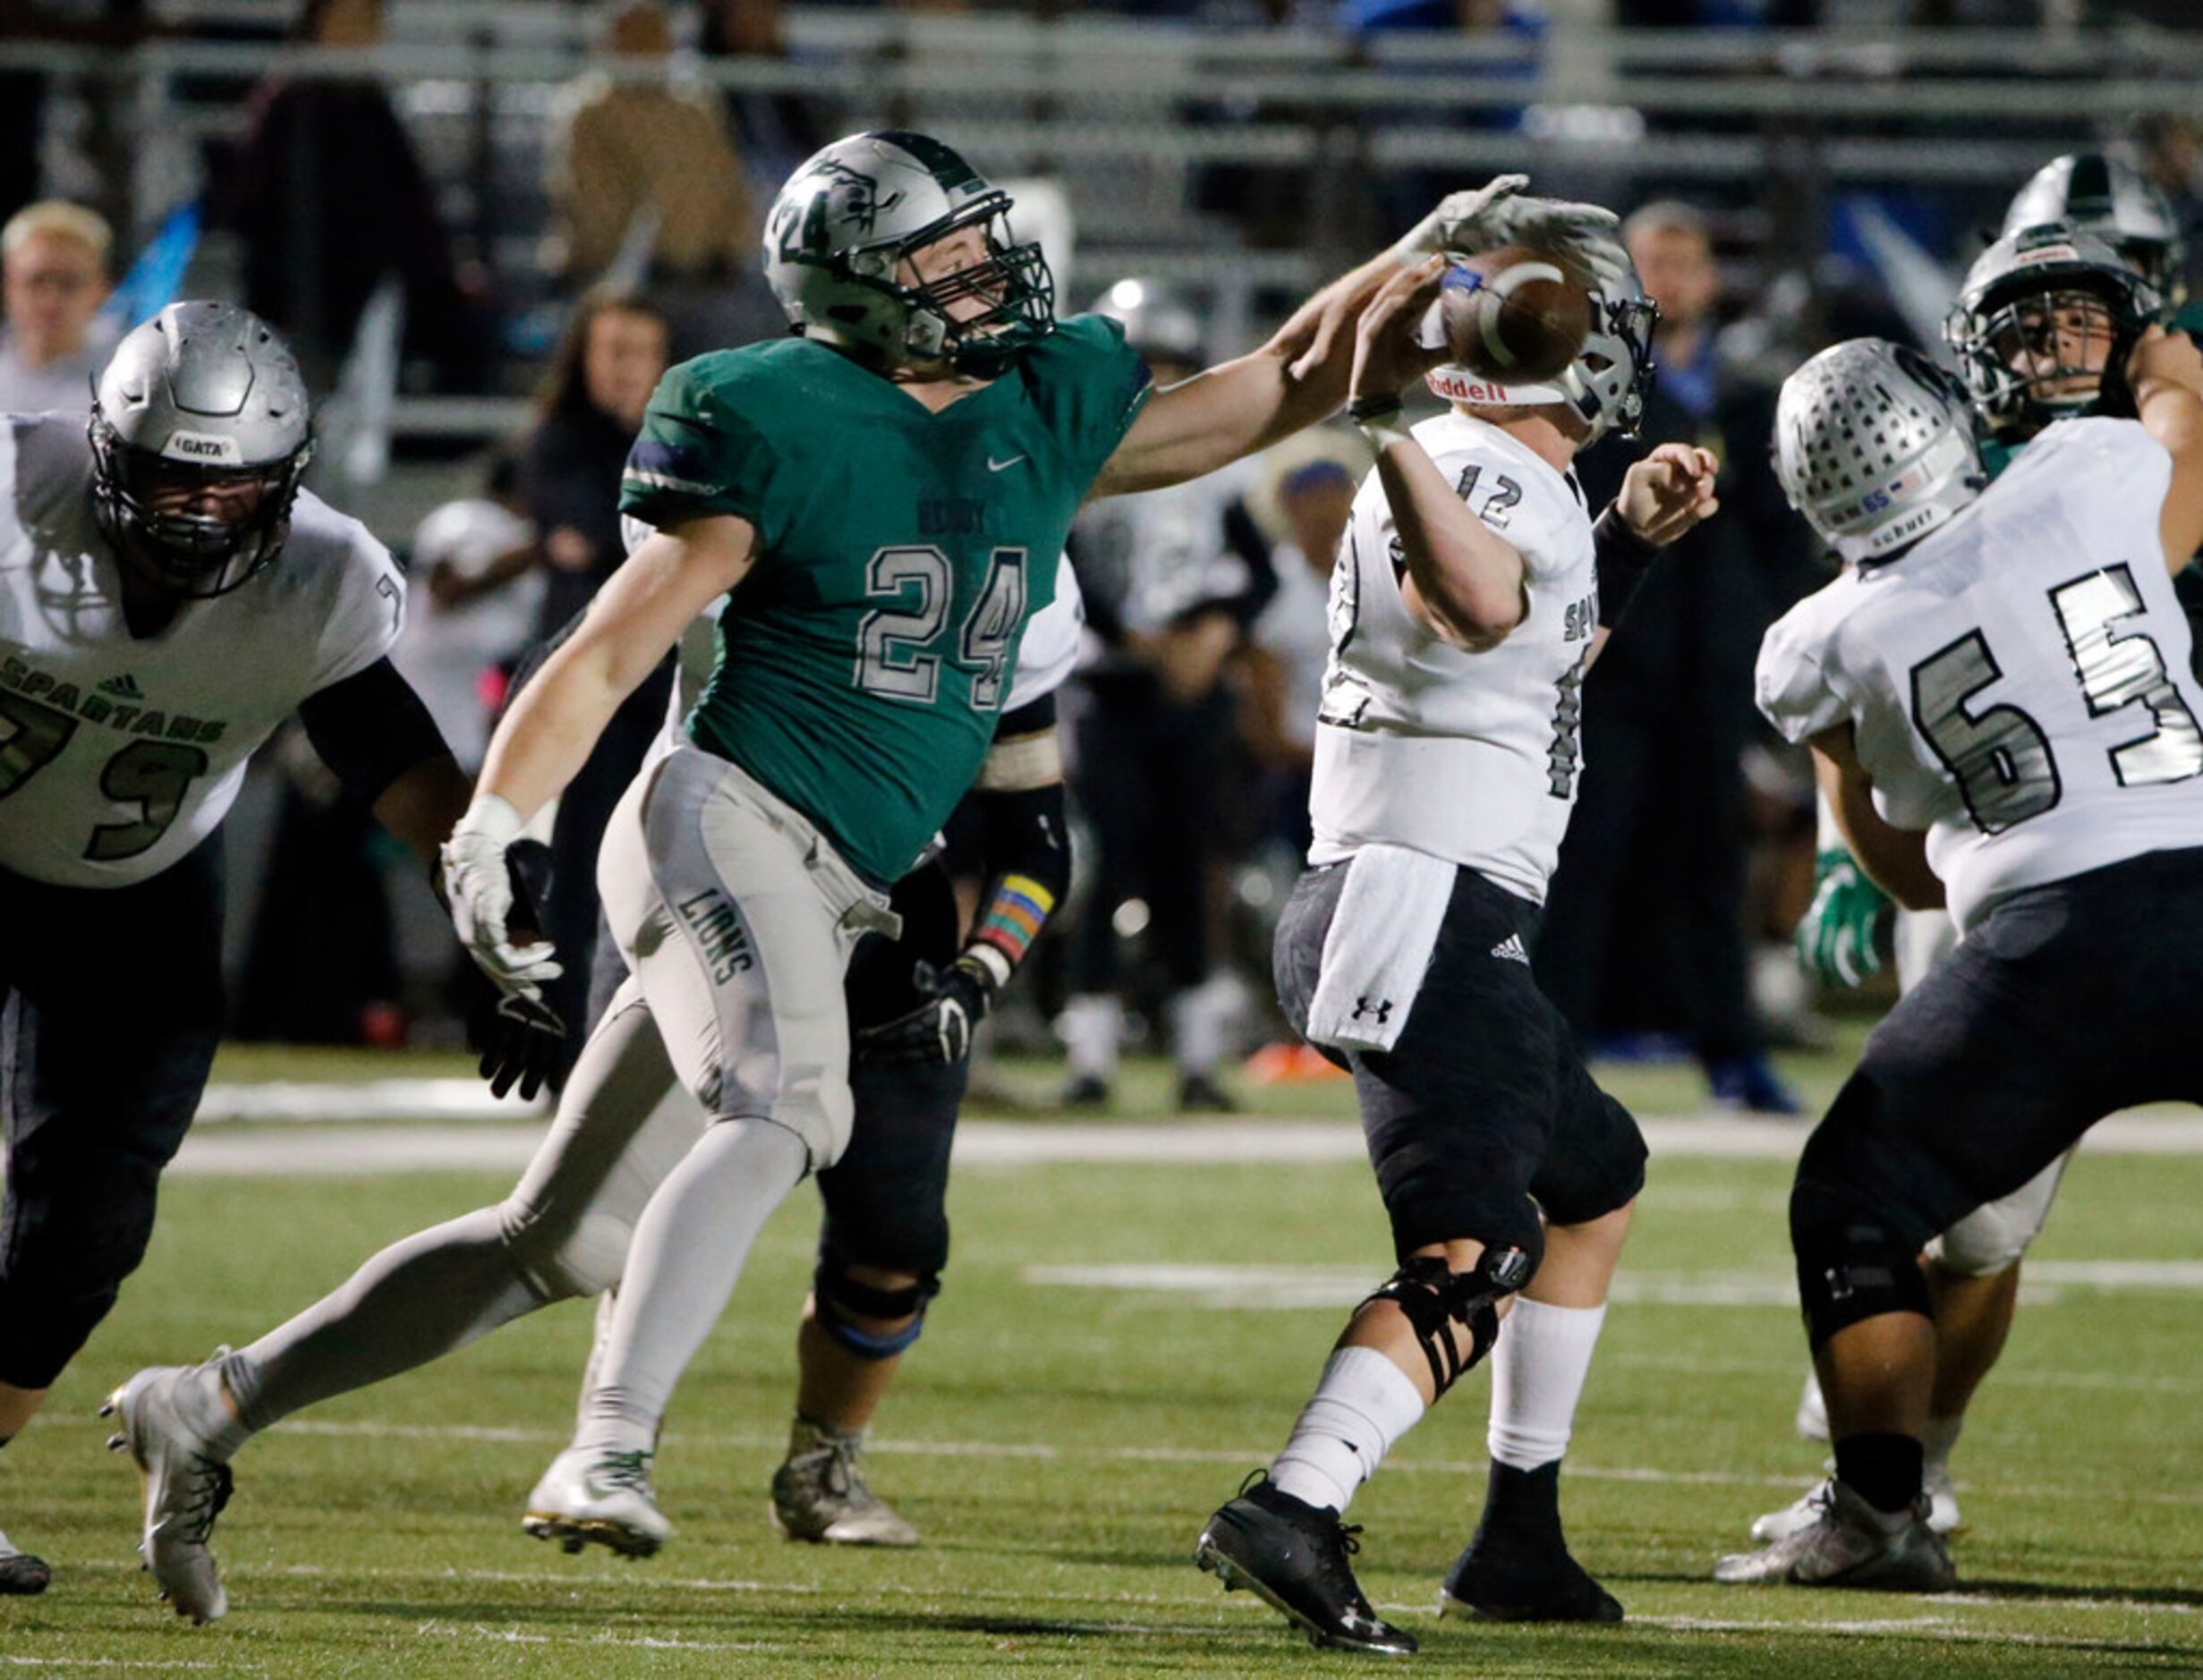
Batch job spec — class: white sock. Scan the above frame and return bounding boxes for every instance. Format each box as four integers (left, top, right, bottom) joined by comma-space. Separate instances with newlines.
1487, 1298, 1607, 1472
1270, 1346, 1426, 1515
572, 1117, 808, 1456
1059, 994, 1123, 1081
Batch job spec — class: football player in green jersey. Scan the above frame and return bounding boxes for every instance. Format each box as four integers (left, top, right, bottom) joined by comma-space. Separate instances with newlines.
109, 133, 1624, 1599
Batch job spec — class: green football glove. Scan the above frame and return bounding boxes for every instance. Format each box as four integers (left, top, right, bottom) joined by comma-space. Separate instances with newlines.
1795, 849, 1893, 988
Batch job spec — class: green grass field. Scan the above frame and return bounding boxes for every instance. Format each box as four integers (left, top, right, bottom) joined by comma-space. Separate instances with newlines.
4, 1048, 2200, 1676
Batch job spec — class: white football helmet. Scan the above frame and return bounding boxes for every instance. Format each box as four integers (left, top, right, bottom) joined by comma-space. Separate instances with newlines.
89, 301, 314, 598
1424, 232, 1658, 443
1945, 220, 2161, 440
2002, 152, 2186, 305
762, 131, 1054, 377
1774, 339, 1985, 565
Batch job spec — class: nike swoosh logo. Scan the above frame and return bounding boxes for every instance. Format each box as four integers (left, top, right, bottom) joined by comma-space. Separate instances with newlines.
988, 454, 1026, 472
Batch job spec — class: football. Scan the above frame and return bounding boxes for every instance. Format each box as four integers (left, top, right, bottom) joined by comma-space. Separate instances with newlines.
1438, 246, 1594, 386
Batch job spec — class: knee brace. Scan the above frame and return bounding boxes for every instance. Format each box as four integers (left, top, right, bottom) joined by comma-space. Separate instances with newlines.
813, 1263, 941, 1361
1360, 1244, 1535, 1399
1790, 1181, 1933, 1350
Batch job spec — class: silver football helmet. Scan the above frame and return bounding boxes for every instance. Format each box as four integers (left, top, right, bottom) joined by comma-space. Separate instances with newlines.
1945, 221, 2161, 440
89, 301, 313, 598
762, 131, 1054, 377
1425, 231, 1659, 443
1088, 276, 1205, 370
1774, 339, 1985, 565
2002, 152, 2186, 305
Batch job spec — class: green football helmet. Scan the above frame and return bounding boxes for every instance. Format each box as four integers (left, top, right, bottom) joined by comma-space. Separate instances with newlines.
762, 131, 1054, 378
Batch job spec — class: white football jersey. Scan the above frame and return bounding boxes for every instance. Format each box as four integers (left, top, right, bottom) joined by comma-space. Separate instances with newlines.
0, 414, 406, 888
1309, 412, 1599, 903
1757, 416, 2203, 933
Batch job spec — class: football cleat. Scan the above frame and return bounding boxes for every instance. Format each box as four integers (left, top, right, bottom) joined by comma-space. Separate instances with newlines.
1750, 1469, 1963, 1544
1437, 1536, 1623, 1624
1060, 1073, 1111, 1110
770, 1419, 920, 1546
523, 1447, 671, 1557
0, 1528, 51, 1596
1176, 1072, 1238, 1114
1716, 1478, 1955, 1590
1195, 1472, 1417, 1657
102, 1365, 233, 1624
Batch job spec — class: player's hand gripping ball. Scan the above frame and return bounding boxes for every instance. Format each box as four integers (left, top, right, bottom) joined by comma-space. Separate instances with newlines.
1439, 247, 1593, 385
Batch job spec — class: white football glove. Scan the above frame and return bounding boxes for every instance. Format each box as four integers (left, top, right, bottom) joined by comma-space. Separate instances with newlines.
440, 793, 563, 1003
1397, 175, 1621, 266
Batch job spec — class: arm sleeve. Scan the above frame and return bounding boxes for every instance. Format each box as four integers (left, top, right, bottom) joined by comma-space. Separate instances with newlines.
1592, 502, 1660, 626
619, 361, 782, 540
298, 656, 455, 806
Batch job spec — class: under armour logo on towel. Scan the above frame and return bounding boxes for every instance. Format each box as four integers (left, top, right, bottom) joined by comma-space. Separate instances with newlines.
1350, 996, 1393, 1023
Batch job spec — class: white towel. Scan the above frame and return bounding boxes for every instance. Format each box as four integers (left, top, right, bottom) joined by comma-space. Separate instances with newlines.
1305, 844, 1457, 1054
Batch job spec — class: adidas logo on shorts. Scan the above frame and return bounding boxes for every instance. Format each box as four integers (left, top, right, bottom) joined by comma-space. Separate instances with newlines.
1490, 933, 1530, 965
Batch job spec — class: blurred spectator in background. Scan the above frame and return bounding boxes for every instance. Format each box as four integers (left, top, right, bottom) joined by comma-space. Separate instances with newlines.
1534, 199, 1801, 1114
216, 0, 483, 389
1059, 279, 1275, 1111
698, 0, 830, 199
517, 287, 674, 1082
1238, 445, 1359, 859
548, 2, 777, 358
0, 199, 113, 412
388, 452, 542, 775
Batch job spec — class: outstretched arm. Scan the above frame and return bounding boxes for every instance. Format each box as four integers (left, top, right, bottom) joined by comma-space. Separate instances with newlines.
2131, 326, 2203, 570
1087, 248, 1406, 499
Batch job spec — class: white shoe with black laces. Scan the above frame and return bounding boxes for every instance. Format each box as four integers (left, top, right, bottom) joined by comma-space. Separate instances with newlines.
1717, 1477, 1955, 1591
523, 1447, 671, 1557
1751, 1465, 1962, 1543
103, 1364, 234, 1624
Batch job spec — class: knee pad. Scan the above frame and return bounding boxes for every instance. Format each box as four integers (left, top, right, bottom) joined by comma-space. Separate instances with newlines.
1924, 1157, 2066, 1278
1360, 1243, 1536, 1399
813, 1263, 941, 1361
1790, 1181, 1933, 1350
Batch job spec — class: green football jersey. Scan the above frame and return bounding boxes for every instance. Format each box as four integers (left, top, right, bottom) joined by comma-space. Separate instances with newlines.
621, 315, 1149, 883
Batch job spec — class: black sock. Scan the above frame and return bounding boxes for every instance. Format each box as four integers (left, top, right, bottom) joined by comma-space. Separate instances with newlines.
1833, 1432, 1923, 1515
1472, 1458, 1565, 1553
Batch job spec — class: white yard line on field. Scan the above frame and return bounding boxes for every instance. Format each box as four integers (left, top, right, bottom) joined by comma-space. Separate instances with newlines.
166, 1108, 2203, 1175
236, 1416, 2203, 1509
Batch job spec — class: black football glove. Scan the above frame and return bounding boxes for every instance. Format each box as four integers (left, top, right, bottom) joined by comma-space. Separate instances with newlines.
466, 981, 566, 1100
853, 955, 995, 1068
460, 836, 566, 1100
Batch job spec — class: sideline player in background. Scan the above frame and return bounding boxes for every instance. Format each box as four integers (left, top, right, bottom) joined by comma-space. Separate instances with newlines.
1195, 221, 1721, 1652
1718, 324, 2203, 1589
108, 136, 1540, 1608
0, 303, 553, 1604
1770, 198, 2173, 1544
